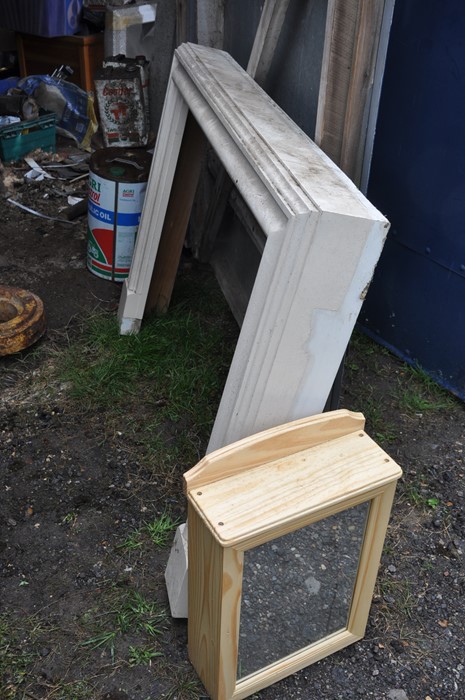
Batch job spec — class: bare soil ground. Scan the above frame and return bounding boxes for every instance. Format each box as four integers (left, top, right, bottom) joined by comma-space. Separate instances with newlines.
1, 148, 464, 700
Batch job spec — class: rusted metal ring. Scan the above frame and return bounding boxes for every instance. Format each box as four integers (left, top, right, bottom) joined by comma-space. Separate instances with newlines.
0, 285, 46, 356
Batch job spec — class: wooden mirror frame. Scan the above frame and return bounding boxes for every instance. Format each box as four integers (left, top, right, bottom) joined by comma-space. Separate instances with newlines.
185, 410, 402, 700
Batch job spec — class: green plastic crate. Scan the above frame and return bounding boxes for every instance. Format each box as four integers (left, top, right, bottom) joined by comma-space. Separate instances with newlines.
0, 110, 56, 163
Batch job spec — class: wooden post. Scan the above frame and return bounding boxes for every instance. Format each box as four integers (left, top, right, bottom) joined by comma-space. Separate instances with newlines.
145, 112, 207, 315
188, 506, 243, 700
176, 0, 189, 46
246, 0, 292, 84
315, 0, 387, 186
196, 0, 224, 49
197, 0, 291, 263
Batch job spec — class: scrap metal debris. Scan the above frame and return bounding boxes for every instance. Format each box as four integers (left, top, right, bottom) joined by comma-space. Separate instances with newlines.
24, 156, 54, 180
63, 197, 88, 221
1, 148, 90, 223
0, 284, 46, 356
7, 197, 78, 225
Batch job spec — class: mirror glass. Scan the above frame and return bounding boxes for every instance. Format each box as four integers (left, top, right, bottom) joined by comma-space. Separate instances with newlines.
237, 501, 370, 679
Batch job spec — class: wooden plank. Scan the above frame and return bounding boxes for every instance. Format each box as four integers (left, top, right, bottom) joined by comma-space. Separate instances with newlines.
197, 0, 224, 48
187, 506, 224, 698
348, 482, 397, 637
315, 0, 387, 185
246, 0, 292, 84
188, 506, 242, 699
188, 429, 401, 548
339, 0, 385, 184
176, 0, 189, 46
118, 75, 189, 333
360, 0, 395, 192
315, 0, 359, 165
185, 409, 364, 492
197, 0, 291, 263
218, 547, 243, 698
145, 111, 207, 315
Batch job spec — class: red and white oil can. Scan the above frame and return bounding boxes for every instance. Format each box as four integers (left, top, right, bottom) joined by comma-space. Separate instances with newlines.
87, 146, 152, 282
94, 55, 150, 147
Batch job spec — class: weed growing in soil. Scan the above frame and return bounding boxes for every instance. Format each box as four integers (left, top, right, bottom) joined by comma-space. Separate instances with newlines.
119, 512, 180, 552
40, 680, 95, 700
164, 673, 204, 700
344, 330, 458, 443
401, 480, 441, 510
128, 644, 163, 667
376, 578, 416, 621
146, 512, 181, 546
80, 587, 168, 663
0, 615, 36, 700
397, 365, 457, 413
0, 614, 85, 700
343, 333, 398, 443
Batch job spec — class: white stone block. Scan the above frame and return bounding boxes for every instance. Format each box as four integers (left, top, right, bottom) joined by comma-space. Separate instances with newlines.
164, 523, 188, 618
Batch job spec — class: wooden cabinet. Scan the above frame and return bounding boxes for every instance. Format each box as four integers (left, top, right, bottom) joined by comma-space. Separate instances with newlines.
17, 32, 104, 93
185, 410, 402, 699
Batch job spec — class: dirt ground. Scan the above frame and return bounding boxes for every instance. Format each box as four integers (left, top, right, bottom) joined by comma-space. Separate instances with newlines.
1, 147, 464, 700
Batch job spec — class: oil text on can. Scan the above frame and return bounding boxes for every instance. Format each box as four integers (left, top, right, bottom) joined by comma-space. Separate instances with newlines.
87, 147, 152, 282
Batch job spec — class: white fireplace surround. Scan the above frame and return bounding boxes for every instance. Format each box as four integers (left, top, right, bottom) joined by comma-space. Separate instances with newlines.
117, 42, 389, 454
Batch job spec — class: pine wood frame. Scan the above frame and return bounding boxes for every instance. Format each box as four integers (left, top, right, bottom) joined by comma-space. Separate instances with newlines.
185, 410, 402, 700
117, 43, 389, 453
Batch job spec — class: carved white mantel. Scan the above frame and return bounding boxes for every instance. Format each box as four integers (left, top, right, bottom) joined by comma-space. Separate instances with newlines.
118, 42, 389, 454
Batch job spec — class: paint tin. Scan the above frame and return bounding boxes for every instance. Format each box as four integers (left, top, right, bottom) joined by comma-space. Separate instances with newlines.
102, 55, 150, 137
87, 146, 152, 282
94, 56, 149, 147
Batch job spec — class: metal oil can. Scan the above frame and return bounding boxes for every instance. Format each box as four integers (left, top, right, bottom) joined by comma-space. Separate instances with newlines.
94, 55, 150, 147
87, 146, 152, 282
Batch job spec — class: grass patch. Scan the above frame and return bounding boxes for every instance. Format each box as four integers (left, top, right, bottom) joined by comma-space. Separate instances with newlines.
400, 476, 441, 511
57, 307, 229, 418
0, 614, 37, 700
43, 680, 96, 700
397, 366, 456, 414
164, 671, 205, 700
80, 587, 168, 663
119, 511, 180, 551
0, 615, 94, 700
362, 396, 397, 444
343, 331, 397, 443
343, 386, 397, 445
346, 329, 392, 366
146, 512, 180, 546
344, 330, 457, 442
375, 577, 417, 622
128, 644, 163, 667
372, 576, 424, 649
51, 271, 237, 471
